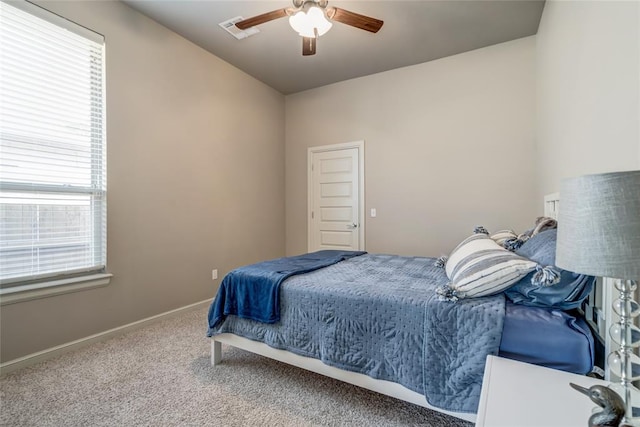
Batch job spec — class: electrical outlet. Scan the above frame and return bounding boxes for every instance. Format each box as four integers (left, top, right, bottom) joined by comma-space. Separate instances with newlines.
212, 269, 218, 280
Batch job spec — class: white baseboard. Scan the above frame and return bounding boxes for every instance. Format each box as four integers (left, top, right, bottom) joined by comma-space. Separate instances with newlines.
0, 299, 211, 376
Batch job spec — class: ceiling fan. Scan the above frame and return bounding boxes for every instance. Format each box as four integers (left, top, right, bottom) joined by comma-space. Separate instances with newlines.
235, 0, 384, 56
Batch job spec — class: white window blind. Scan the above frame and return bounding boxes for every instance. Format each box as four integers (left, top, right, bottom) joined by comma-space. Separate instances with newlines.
0, 1, 106, 285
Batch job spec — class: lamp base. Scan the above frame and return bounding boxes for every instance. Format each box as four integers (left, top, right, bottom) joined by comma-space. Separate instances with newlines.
608, 279, 640, 426
608, 382, 640, 425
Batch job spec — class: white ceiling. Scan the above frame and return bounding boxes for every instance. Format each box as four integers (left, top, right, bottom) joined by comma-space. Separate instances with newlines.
122, 0, 545, 94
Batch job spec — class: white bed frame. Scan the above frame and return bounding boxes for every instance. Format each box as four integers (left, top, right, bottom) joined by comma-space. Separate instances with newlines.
210, 194, 612, 423
545, 193, 614, 380
211, 334, 476, 422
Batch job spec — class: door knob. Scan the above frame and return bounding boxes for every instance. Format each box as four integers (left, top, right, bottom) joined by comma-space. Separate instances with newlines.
347, 223, 358, 229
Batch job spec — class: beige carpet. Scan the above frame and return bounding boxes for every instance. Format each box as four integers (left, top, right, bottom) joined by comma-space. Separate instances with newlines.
0, 307, 473, 427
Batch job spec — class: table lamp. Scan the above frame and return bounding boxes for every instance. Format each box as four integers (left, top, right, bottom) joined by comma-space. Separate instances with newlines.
556, 170, 640, 425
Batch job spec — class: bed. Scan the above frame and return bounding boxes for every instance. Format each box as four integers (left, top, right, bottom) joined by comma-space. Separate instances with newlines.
207, 223, 598, 422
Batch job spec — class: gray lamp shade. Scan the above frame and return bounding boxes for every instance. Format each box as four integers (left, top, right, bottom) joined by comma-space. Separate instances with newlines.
556, 170, 640, 279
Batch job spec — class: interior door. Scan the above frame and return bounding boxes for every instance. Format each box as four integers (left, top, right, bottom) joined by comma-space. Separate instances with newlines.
308, 143, 363, 252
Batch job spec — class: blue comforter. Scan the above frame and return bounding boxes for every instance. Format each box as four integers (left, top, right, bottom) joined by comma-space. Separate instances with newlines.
209, 253, 505, 413
207, 250, 366, 332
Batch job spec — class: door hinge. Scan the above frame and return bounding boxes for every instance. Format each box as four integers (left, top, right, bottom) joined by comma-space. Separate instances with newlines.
311, 211, 314, 219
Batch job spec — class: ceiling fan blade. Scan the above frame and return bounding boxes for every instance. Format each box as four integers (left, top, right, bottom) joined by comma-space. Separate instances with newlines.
326, 7, 383, 33
302, 37, 316, 56
235, 8, 289, 30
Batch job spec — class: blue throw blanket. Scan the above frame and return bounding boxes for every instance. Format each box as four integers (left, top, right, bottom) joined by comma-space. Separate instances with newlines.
207, 250, 366, 334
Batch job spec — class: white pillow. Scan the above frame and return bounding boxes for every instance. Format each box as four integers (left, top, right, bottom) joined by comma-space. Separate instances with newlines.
445, 233, 537, 298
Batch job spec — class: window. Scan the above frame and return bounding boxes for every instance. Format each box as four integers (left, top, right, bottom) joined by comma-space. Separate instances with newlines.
0, 0, 107, 292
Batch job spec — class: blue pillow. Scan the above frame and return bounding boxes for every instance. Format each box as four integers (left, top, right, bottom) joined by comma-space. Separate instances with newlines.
504, 229, 595, 310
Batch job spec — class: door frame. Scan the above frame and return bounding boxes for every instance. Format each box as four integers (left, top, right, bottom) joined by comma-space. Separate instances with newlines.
307, 140, 365, 252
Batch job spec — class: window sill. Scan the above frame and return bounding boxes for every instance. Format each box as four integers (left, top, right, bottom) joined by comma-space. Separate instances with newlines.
0, 273, 113, 306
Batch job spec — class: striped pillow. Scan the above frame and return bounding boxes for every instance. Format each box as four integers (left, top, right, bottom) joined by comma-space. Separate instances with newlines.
490, 229, 517, 247
445, 234, 537, 298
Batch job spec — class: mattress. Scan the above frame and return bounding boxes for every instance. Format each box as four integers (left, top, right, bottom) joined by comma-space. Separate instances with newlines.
499, 300, 594, 374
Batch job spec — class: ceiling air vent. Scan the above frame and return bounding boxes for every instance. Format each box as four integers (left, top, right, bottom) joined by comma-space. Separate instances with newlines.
219, 16, 260, 40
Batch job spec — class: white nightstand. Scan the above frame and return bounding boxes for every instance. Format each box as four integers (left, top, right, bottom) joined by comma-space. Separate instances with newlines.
476, 355, 608, 427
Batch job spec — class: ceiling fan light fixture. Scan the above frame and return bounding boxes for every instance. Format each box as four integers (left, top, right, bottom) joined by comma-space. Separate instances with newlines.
288, 6, 332, 38
234, 2, 383, 57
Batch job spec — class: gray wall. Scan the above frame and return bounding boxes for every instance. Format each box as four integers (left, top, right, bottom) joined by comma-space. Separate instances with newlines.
0, 1, 285, 362
536, 0, 640, 199
285, 37, 537, 257
4, 0, 639, 364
